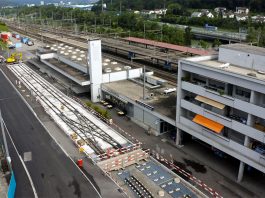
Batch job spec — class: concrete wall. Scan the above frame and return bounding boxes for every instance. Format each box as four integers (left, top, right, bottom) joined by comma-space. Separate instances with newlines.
39, 53, 55, 60
219, 48, 265, 71
133, 105, 160, 136
182, 62, 265, 94
102, 68, 142, 83
128, 68, 142, 78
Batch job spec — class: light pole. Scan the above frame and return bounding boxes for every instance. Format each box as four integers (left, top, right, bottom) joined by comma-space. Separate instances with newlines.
143, 65, 146, 100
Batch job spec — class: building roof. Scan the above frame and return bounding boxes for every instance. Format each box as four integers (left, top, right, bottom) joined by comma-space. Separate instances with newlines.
102, 79, 177, 120
124, 37, 210, 56
191, 12, 202, 17
220, 44, 265, 57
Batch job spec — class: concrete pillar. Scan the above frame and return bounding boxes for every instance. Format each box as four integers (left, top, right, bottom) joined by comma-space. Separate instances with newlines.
175, 128, 182, 146
237, 161, 245, 182
224, 83, 228, 94
88, 39, 102, 102
237, 135, 250, 182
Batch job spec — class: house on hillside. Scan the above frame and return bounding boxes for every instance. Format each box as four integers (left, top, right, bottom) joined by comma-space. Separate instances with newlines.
222, 11, 235, 19
235, 13, 248, 21
191, 9, 214, 18
191, 12, 202, 18
251, 15, 265, 23
214, 7, 227, 13
236, 7, 249, 14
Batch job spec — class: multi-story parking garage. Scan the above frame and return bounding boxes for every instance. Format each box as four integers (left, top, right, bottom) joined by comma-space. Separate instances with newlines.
176, 44, 265, 181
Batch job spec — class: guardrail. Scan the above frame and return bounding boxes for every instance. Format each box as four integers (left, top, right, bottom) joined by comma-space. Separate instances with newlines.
0, 111, 16, 198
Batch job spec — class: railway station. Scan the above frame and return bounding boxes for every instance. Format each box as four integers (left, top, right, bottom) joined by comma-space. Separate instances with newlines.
31, 35, 265, 183
27, 33, 179, 136
3, 19, 265, 198
37, 30, 203, 71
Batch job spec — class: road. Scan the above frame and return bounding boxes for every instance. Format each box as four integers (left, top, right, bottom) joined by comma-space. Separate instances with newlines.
158, 22, 247, 42
0, 69, 101, 198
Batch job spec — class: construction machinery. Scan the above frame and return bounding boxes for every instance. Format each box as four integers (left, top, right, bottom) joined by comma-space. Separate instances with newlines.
6, 52, 22, 64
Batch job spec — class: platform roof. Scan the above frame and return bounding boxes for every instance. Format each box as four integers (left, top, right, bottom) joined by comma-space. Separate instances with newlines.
124, 37, 210, 56
44, 58, 90, 86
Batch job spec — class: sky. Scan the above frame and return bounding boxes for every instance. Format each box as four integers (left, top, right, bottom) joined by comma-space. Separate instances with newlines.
1, 0, 97, 6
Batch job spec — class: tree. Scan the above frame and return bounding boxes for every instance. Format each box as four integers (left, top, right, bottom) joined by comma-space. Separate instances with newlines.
184, 27, 192, 46
199, 40, 209, 49
167, 3, 183, 16
213, 39, 221, 48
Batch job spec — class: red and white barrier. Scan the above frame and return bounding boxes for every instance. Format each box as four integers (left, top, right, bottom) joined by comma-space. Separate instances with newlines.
152, 152, 223, 198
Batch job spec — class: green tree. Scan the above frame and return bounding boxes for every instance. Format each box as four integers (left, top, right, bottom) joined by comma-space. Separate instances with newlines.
199, 40, 209, 49
213, 39, 221, 48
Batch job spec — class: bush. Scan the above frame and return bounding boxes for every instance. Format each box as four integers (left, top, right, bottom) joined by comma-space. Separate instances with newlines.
85, 101, 93, 107
86, 103, 112, 119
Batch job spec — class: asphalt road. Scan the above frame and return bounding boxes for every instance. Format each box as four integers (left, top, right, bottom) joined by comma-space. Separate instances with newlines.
0, 70, 101, 198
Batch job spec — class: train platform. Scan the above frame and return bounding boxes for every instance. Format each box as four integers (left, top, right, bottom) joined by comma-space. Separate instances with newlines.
41, 32, 183, 67
124, 37, 211, 56
28, 59, 90, 94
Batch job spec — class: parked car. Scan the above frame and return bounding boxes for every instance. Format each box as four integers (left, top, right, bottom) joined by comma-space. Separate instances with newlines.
26, 40, 34, 46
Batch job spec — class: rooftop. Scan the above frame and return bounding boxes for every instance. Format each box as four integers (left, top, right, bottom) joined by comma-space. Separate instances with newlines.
44, 58, 90, 86
124, 37, 210, 56
43, 43, 135, 74
102, 79, 177, 120
198, 59, 265, 82
220, 44, 265, 57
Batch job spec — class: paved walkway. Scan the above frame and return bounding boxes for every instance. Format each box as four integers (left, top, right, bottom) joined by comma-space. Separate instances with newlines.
0, 171, 8, 198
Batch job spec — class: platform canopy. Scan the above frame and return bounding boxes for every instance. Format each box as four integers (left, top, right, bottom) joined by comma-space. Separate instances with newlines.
195, 95, 225, 110
193, 114, 224, 133
124, 37, 210, 56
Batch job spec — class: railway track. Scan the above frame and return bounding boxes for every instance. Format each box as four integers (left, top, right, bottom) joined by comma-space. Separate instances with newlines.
8, 23, 178, 84
9, 63, 124, 154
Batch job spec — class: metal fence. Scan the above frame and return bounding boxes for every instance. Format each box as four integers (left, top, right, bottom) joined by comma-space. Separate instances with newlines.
0, 110, 16, 198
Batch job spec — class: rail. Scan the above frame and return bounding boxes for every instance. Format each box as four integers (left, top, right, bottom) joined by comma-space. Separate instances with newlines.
8, 63, 124, 154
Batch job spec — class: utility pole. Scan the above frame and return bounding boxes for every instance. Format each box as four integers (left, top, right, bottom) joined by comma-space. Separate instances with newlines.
119, 1, 122, 15
102, 0, 104, 12
161, 26, 163, 41
0, 110, 10, 161
163, 0, 166, 18
143, 65, 146, 100
94, 17, 97, 33
144, 23, 146, 39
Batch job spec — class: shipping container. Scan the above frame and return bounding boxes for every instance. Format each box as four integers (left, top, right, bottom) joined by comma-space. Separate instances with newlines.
1, 34, 9, 40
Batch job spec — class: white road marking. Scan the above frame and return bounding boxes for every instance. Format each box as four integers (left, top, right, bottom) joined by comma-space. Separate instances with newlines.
2, 120, 38, 198
23, 152, 32, 162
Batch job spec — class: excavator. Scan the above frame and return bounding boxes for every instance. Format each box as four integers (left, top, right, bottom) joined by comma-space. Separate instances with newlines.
6, 52, 23, 64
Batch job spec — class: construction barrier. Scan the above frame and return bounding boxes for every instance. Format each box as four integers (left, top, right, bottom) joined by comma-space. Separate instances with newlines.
151, 152, 223, 198
94, 143, 142, 162
98, 149, 150, 172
